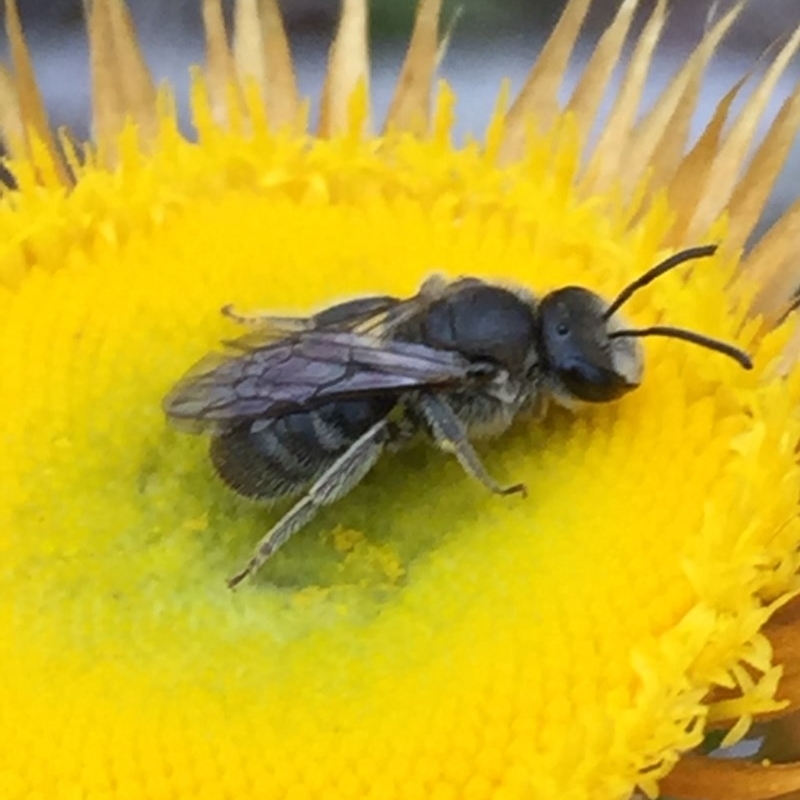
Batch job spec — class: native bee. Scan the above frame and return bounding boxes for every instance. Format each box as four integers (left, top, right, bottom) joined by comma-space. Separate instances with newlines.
163, 245, 752, 588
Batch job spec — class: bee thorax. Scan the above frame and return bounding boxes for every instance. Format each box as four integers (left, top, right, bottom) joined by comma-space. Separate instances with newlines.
443, 388, 525, 440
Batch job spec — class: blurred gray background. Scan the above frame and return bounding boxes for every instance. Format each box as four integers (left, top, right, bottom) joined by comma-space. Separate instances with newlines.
2, 0, 798, 239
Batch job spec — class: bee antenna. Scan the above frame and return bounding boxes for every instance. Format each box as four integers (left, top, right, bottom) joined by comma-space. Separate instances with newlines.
603, 244, 718, 321
608, 325, 753, 370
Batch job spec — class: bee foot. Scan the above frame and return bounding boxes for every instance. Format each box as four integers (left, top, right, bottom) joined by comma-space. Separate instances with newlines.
226, 569, 250, 590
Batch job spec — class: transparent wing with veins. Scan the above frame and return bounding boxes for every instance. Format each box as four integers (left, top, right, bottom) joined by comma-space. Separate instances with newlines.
163, 278, 492, 432
220, 274, 448, 343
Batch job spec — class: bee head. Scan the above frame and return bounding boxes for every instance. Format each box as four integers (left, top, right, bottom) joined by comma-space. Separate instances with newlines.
537, 245, 753, 404
538, 287, 643, 402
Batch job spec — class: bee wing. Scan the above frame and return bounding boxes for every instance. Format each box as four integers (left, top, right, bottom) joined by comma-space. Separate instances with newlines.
220, 277, 451, 351
220, 294, 404, 352
164, 329, 483, 431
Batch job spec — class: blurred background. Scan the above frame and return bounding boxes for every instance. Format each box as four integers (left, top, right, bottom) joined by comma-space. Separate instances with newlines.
1, 0, 798, 240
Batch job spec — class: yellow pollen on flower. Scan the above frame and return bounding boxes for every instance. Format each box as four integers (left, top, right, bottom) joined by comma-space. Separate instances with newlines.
1, 1, 800, 799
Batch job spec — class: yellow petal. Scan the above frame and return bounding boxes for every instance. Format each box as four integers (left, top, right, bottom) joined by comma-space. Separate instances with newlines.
580, 0, 667, 194
88, 0, 157, 160
319, 0, 370, 137
3, 0, 67, 183
384, 0, 441, 134
500, 0, 592, 164
202, 0, 238, 125
233, 0, 299, 130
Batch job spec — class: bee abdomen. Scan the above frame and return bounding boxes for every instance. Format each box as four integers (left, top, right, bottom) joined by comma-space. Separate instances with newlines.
210, 397, 395, 500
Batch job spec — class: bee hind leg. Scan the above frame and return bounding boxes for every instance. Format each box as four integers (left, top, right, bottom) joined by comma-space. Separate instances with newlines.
227, 419, 390, 589
417, 393, 527, 498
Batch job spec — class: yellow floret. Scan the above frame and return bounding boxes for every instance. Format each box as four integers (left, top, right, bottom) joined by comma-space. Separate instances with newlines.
1, 1, 800, 798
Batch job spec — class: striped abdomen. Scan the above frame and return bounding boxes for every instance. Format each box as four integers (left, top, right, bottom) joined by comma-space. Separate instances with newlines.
209, 396, 396, 500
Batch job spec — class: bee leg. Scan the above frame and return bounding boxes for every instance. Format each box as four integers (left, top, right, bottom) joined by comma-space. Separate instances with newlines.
221, 304, 307, 328
417, 393, 527, 498
227, 419, 389, 589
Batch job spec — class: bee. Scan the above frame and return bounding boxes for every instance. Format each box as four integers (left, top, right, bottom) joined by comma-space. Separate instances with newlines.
164, 245, 752, 588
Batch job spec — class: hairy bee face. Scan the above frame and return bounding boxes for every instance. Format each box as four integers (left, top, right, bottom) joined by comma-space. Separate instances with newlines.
537, 287, 643, 403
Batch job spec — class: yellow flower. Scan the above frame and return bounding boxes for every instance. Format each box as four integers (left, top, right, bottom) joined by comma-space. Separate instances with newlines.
1, 0, 800, 798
